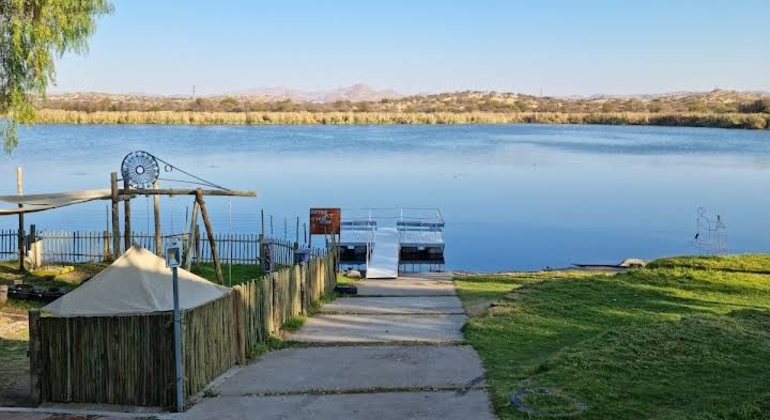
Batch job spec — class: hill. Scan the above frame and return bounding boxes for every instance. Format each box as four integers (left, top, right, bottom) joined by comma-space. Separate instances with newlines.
38, 88, 769, 115
29, 88, 770, 129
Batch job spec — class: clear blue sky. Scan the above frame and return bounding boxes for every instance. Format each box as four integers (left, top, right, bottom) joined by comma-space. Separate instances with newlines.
52, 0, 770, 97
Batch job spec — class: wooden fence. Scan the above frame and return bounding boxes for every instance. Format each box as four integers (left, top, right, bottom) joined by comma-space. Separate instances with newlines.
29, 250, 338, 409
182, 293, 239, 401
30, 292, 239, 408
32, 311, 175, 406
234, 249, 338, 352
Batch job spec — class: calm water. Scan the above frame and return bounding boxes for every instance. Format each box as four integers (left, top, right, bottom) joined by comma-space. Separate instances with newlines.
2, 124, 770, 271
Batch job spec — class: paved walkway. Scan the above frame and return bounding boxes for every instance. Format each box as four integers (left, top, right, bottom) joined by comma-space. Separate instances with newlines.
181, 273, 496, 420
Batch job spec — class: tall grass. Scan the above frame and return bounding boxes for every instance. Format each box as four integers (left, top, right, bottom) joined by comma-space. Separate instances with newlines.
32, 110, 770, 129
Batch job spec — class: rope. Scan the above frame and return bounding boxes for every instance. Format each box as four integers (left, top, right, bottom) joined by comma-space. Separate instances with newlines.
152, 154, 229, 190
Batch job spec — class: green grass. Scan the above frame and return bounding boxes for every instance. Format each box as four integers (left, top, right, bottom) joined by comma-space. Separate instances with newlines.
648, 254, 770, 273
248, 336, 296, 358
336, 272, 359, 286
455, 255, 770, 420
190, 263, 265, 286
281, 314, 308, 332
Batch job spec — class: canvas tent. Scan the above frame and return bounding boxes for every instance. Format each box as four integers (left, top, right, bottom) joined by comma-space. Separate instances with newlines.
43, 245, 230, 316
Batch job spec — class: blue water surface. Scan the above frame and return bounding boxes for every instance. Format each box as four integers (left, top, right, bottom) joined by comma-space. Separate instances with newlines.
2, 124, 769, 271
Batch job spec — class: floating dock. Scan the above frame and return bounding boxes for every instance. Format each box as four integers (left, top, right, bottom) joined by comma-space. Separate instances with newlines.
339, 208, 445, 278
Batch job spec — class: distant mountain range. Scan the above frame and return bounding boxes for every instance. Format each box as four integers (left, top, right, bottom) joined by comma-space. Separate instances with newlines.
47, 84, 770, 105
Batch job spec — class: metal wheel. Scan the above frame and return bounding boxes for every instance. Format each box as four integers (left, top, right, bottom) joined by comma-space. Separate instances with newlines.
121, 151, 160, 189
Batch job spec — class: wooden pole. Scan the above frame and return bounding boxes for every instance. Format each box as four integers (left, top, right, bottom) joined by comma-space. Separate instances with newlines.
123, 178, 132, 251
196, 189, 223, 284
119, 188, 256, 197
110, 172, 120, 260
153, 180, 162, 256
182, 201, 199, 270
261, 209, 265, 237
17, 167, 25, 270
232, 286, 246, 365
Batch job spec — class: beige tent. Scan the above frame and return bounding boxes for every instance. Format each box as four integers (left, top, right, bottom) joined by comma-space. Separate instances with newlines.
43, 245, 230, 317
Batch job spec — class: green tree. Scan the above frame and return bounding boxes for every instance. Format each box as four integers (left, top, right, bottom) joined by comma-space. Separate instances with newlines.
1, 0, 113, 152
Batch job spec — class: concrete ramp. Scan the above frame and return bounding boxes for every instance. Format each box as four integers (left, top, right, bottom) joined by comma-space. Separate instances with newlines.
366, 228, 399, 278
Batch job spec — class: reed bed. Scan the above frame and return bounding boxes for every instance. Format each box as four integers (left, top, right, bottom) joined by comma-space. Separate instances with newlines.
32, 110, 770, 129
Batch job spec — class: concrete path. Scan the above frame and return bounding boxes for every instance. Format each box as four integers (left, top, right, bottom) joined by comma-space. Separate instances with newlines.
181, 273, 496, 420
319, 296, 464, 314
289, 314, 467, 343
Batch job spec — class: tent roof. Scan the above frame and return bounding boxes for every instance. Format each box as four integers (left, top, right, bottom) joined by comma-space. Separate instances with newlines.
43, 245, 230, 317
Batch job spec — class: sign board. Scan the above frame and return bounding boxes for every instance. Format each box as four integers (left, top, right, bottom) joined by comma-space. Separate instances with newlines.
310, 208, 341, 235
165, 241, 182, 268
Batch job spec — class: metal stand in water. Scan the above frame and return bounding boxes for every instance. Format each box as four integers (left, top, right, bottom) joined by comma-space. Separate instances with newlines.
166, 242, 184, 412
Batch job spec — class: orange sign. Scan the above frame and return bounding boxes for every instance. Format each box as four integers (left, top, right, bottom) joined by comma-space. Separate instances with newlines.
310, 208, 341, 235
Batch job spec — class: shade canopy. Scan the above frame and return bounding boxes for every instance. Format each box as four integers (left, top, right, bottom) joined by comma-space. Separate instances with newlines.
43, 245, 230, 317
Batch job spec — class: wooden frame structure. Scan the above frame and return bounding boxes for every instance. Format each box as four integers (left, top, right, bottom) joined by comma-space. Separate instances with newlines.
109, 172, 257, 284
0, 171, 256, 284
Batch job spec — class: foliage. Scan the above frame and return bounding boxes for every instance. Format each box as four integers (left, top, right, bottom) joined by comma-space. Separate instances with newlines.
455, 255, 770, 420
0, 0, 113, 151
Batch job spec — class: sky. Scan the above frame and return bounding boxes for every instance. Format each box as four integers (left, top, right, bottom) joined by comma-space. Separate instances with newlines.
51, 0, 770, 97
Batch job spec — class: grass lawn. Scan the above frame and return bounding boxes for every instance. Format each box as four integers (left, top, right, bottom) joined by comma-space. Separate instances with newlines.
188, 263, 265, 286
455, 256, 770, 420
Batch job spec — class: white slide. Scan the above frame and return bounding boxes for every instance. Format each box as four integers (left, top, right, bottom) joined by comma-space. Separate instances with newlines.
366, 227, 399, 279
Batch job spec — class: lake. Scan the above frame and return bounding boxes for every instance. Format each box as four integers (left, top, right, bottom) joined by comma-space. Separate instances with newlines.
2, 124, 769, 271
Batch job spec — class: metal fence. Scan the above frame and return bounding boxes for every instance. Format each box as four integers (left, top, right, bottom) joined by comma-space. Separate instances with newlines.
0, 229, 19, 259
32, 230, 297, 266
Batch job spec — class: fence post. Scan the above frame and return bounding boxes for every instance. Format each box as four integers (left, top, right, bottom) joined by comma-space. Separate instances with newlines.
232, 286, 246, 365
102, 231, 110, 262
29, 310, 42, 405
271, 273, 278, 334
110, 172, 121, 260
123, 178, 132, 252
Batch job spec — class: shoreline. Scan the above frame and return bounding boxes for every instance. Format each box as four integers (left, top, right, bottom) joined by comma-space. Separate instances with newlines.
29, 110, 770, 130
